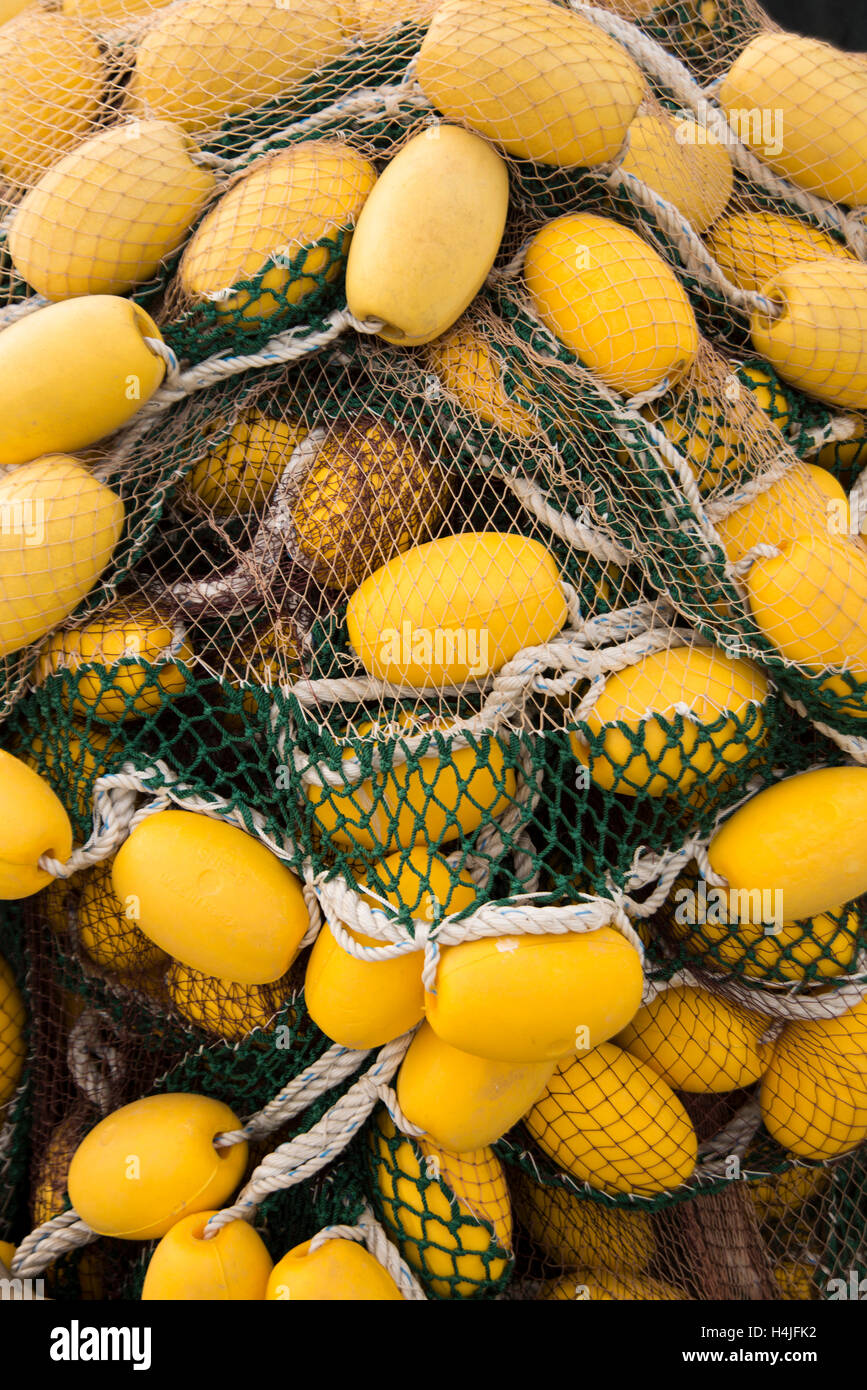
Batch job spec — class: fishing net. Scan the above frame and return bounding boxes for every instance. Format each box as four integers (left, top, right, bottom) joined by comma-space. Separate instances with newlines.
1, 0, 866, 1303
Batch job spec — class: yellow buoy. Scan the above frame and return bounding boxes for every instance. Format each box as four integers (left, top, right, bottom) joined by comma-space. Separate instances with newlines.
112, 810, 309, 984
417, 0, 644, 167
180, 141, 377, 325
616, 985, 770, 1092
525, 1044, 698, 1195
425, 927, 644, 1062
0, 11, 103, 188
708, 767, 867, 923
35, 605, 191, 723
267, 1237, 404, 1300
570, 644, 768, 798
9, 121, 216, 299
524, 212, 699, 396
346, 532, 567, 687
0, 457, 124, 658
128, 0, 350, 136
396, 1021, 555, 1150
142, 1211, 273, 1300
370, 1111, 513, 1298
292, 419, 446, 593
68, 1093, 248, 1239
306, 848, 476, 1049
0, 954, 26, 1107
346, 125, 509, 346
0, 751, 73, 899
0, 298, 166, 465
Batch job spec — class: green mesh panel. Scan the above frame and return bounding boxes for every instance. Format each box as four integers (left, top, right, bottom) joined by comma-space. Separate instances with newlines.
485, 293, 867, 738
364, 1107, 514, 1300
163, 234, 353, 365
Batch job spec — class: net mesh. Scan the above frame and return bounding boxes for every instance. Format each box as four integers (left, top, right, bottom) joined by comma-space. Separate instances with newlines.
0, 0, 866, 1302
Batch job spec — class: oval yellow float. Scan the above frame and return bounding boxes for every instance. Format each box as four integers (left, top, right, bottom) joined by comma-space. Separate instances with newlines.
0, 751, 73, 899
346, 125, 509, 346
425, 926, 644, 1062
396, 1021, 554, 1150
417, 0, 644, 167
112, 810, 309, 984
0, 298, 166, 465
525, 1044, 698, 1195
524, 212, 699, 396
707, 767, 867, 923
142, 1211, 273, 1300
346, 532, 567, 688
68, 1093, 248, 1239
9, 121, 216, 300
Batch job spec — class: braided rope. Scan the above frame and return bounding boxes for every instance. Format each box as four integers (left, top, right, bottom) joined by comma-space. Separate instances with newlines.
500, 469, 632, 566
797, 413, 859, 459
11, 1211, 96, 1280
850, 460, 867, 537
781, 693, 867, 766
203, 1031, 416, 1235
208, 81, 431, 175
279, 604, 679, 788
106, 307, 381, 479
66, 1010, 125, 1115
213, 1042, 372, 1149
603, 164, 780, 319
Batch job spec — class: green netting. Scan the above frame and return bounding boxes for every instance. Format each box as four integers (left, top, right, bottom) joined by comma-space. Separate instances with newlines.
163, 232, 353, 364
1, 0, 866, 1306
655, 874, 867, 989
364, 1106, 514, 1300
199, 24, 426, 164
483, 292, 867, 737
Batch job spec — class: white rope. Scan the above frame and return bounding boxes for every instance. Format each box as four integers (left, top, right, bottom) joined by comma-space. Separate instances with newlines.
167, 426, 327, 612
203, 1031, 416, 1235
278, 606, 677, 788
209, 81, 431, 175
501, 469, 632, 566
797, 412, 859, 458
66, 1010, 124, 1115
704, 450, 805, 523
36, 767, 165, 879
0, 294, 50, 328
10, 1039, 415, 1275
850, 461, 867, 537
11, 1211, 97, 1280
603, 165, 780, 319
36, 759, 309, 889
781, 692, 867, 766
317, 873, 645, 995
212, 1041, 372, 1148
104, 307, 381, 479
730, 543, 782, 578
306, 1204, 428, 1300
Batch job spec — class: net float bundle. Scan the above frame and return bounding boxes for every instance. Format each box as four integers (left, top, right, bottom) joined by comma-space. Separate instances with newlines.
1, 0, 866, 1303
